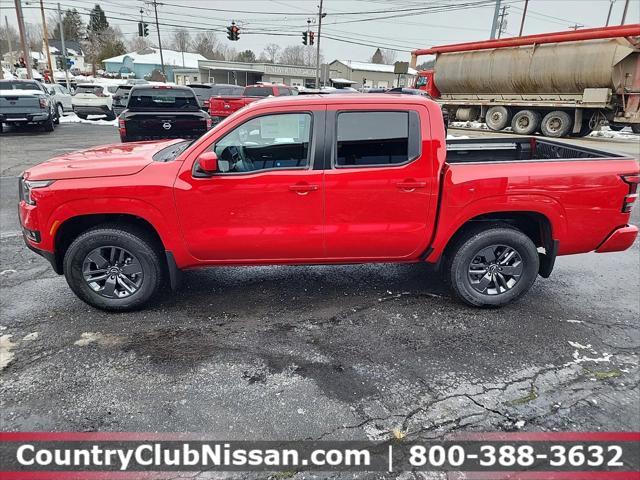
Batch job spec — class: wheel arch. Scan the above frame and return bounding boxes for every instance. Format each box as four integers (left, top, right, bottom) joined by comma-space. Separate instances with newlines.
53, 213, 165, 274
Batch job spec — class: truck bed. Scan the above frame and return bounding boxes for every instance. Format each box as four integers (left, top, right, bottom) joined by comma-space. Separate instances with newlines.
446, 137, 625, 164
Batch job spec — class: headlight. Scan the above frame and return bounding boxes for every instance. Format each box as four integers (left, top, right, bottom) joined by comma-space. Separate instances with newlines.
20, 178, 54, 205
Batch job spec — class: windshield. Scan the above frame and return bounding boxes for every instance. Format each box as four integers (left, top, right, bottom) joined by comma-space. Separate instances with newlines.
415, 76, 428, 87
127, 88, 200, 111
0, 81, 42, 91
152, 140, 194, 162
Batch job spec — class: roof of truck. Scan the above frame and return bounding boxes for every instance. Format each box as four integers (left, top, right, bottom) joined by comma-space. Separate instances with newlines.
244, 93, 437, 109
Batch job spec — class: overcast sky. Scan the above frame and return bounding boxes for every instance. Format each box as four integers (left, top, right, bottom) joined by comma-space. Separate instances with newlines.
5, 0, 640, 62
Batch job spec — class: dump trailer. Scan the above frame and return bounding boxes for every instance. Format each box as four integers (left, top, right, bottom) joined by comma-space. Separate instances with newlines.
411, 25, 640, 137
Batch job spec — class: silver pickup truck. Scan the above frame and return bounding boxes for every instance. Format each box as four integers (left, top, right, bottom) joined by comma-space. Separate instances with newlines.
0, 79, 58, 133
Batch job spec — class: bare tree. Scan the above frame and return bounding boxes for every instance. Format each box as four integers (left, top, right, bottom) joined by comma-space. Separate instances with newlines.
24, 22, 43, 52
128, 36, 150, 52
193, 31, 220, 60
171, 29, 192, 53
381, 48, 397, 64
279, 45, 305, 65
263, 43, 280, 63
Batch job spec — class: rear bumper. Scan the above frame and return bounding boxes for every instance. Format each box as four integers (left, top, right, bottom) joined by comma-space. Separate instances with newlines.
595, 225, 638, 253
1, 112, 50, 123
73, 105, 111, 115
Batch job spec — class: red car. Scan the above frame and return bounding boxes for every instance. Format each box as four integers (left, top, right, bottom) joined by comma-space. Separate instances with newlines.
19, 95, 639, 311
208, 84, 297, 125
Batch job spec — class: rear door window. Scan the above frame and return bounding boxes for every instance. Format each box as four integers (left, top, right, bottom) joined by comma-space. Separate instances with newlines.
127, 88, 200, 111
336, 111, 414, 167
76, 86, 103, 95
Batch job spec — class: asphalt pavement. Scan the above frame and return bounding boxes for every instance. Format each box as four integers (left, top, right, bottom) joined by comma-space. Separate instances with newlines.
1, 122, 638, 479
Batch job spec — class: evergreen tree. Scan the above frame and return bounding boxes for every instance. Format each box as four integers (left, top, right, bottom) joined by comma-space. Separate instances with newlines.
88, 5, 109, 33
51, 9, 84, 41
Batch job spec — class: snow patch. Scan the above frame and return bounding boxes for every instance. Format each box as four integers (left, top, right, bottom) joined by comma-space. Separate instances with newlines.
0, 335, 16, 370
59, 113, 118, 127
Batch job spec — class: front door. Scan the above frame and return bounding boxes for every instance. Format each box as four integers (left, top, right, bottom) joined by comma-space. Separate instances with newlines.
175, 111, 324, 262
323, 108, 434, 260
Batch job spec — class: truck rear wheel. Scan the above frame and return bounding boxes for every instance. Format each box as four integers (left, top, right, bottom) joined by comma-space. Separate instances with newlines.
485, 106, 511, 131
541, 111, 573, 138
447, 226, 539, 307
511, 110, 540, 135
609, 123, 625, 131
632, 125, 640, 134
63, 226, 163, 311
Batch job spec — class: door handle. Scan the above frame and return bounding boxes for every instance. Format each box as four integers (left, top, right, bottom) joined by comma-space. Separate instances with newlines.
289, 183, 319, 195
396, 180, 426, 191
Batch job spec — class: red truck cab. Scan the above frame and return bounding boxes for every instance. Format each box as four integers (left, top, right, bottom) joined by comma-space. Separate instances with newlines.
208, 84, 297, 125
414, 70, 440, 98
19, 94, 639, 311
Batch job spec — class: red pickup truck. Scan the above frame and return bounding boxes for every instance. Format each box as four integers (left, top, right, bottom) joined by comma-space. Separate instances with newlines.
208, 84, 297, 125
19, 95, 639, 311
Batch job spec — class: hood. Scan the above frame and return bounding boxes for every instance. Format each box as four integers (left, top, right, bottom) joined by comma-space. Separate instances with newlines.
24, 140, 181, 181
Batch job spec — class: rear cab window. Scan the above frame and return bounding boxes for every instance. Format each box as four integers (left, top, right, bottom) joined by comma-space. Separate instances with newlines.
334, 111, 421, 167
1, 81, 43, 91
244, 86, 274, 97
127, 88, 200, 111
76, 85, 104, 95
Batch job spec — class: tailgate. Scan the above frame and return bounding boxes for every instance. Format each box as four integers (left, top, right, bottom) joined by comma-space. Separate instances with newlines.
0, 94, 43, 117
124, 113, 208, 139
209, 96, 247, 116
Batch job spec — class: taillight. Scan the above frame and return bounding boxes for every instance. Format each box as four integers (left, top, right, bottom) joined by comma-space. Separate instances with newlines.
118, 118, 126, 137
621, 174, 639, 213
206, 118, 212, 130
39, 97, 47, 109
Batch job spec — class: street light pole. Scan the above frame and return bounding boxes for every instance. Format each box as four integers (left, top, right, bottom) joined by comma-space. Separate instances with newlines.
620, 0, 630, 24
57, 3, 71, 90
14, 0, 33, 79
489, 0, 501, 39
40, 0, 54, 81
518, 0, 529, 36
152, 0, 165, 77
314, 0, 323, 89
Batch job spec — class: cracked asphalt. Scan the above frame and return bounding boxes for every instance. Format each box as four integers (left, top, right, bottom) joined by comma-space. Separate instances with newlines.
1, 123, 639, 479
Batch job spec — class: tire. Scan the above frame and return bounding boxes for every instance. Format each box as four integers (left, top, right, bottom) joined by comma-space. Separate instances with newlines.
63, 226, 163, 311
76, 113, 88, 120
447, 226, 539, 307
42, 116, 55, 132
608, 123, 624, 132
105, 110, 116, 121
540, 110, 573, 138
570, 121, 592, 137
485, 106, 511, 131
632, 124, 640, 134
511, 110, 541, 135
56, 104, 64, 122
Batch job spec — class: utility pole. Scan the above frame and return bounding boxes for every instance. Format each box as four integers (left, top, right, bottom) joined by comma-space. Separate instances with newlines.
40, 0, 54, 82
57, 3, 70, 90
14, 0, 33, 79
5, 16, 15, 70
620, 0, 629, 24
151, 0, 165, 77
518, 0, 529, 36
314, 0, 324, 89
605, 0, 616, 26
497, 5, 509, 39
489, 0, 501, 39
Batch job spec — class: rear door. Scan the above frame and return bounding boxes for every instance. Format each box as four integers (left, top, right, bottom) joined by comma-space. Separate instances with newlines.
323, 105, 435, 260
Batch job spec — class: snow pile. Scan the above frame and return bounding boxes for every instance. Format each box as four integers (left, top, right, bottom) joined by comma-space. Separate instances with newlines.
450, 121, 488, 130
588, 126, 638, 139
59, 113, 118, 126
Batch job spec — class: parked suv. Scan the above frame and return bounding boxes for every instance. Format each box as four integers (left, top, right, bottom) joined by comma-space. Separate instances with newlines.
72, 83, 117, 120
45, 83, 73, 119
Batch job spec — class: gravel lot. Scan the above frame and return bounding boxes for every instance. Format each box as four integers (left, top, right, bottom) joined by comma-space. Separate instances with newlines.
1, 122, 638, 478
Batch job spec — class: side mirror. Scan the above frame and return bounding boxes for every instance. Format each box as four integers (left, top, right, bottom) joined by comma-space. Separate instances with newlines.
198, 151, 218, 174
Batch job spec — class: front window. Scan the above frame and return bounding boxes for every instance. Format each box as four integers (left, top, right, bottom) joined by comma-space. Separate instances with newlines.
211, 113, 312, 173
415, 75, 429, 87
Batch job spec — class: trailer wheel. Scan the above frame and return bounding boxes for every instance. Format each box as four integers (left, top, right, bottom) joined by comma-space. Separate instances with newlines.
485, 106, 511, 131
511, 110, 540, 135
631, 125, 640, 134
609, 123, 625, 132
541, 111, 573, 138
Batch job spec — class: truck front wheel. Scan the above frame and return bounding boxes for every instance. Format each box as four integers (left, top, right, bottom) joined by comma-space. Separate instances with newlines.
447, 226, 539, 307
541, 111, 573, 138
63, 226, 163, 311
511, 110, 540, 135
485, 106, 511, 131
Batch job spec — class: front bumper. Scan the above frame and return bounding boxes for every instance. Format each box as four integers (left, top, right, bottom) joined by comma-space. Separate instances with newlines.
595, 225, 638, 253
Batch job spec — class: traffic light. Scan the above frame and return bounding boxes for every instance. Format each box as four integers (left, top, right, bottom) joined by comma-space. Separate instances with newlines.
227, 22, 240, 41
302, 31, 308, 45
138, 22, 149, 37
309, 31, 315, 45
